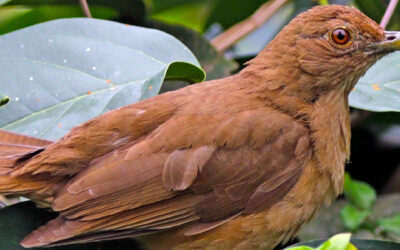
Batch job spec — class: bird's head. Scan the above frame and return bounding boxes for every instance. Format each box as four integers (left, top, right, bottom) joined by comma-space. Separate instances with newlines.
246, 5, 400, 100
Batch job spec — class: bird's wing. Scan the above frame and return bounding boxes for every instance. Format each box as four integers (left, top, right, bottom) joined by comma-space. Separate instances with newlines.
22, 106, 312, 247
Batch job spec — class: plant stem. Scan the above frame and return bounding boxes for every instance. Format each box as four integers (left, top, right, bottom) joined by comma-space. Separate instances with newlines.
211, 0, 289, 52
380, 0, 399, 28
79, 0, 92, 18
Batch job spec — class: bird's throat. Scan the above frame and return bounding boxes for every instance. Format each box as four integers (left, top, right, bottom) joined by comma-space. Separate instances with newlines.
309, 90, 351, 195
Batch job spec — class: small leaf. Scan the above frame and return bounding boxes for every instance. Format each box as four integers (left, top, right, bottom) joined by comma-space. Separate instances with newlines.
316, 233, 352, 250
287, 233, 355, 250
339, 204, 370, 231
285, 246, 315, 250
343, 173, 377, 209
291, 239, 400, 249
379, 214, 400, 235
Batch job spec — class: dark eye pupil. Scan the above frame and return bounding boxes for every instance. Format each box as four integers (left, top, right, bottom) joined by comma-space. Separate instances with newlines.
336, 31, 345, 40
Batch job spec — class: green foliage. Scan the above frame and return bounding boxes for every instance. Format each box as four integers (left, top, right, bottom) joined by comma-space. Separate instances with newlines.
379, 214, 400, 235
0, 18, 204, 140
150, 1, 212, 33
340, 173, 375, 231
354, 0, 400, 30
340, 205, 371, 231
343, 173, 376, 210
340, 173, 400, 238
148, 0, 267, 33
0, 0, 146, 34
0, 5, 117, 34
290, 237, 400, 250
145, 20, 237, 81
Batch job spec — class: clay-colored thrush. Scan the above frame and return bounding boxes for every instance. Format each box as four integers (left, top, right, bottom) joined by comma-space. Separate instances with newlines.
1, 5, 400, 249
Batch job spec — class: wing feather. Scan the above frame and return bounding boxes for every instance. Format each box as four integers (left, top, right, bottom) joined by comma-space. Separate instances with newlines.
22, 106, 312, 247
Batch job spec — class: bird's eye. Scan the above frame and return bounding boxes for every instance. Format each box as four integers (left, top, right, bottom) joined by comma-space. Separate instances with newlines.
330, 28, 352, 46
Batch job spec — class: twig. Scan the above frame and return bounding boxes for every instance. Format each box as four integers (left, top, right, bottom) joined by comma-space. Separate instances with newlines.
380, 0, 399, 28
79, 0, 92, 18
211, 0, 289, 52
351, 0, 399, 126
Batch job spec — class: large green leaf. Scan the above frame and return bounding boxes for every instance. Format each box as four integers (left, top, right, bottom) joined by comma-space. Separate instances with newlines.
0, 202, 142, 250
0, 18, 205, 140
350, 52, 400, 112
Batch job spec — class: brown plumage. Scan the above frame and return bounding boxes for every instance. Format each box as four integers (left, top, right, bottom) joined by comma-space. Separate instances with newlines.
1, 5, 400, 249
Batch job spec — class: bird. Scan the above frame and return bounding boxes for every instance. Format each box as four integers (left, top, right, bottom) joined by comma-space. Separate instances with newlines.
0, 4, 399, 250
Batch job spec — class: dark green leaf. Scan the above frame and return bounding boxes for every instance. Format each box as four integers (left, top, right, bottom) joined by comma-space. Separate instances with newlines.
0, 18, 205, 140
8, 0, 146, 20
340, 204, 370, 231
379, 214, 400, 235
204, 0, 265, 30
344, 173, 376, 209
149, 0, 212, 33
353, 0, 385, 23
146, 0, 201, 13
0, 5, 118, 34
145, 20, 237, 80
299, 194, 400, 242
0, 202, 142, 250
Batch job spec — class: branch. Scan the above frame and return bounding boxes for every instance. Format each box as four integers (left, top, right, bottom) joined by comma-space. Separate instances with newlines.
211, 0, 289, 52
380, 0, 399, 28
79, 0, 92, 18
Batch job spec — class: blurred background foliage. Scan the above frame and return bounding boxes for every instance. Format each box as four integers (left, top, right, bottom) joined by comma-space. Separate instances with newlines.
1, 0, 400, 249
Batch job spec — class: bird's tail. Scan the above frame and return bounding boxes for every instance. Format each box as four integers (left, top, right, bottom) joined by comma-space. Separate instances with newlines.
0, 130, 53, 201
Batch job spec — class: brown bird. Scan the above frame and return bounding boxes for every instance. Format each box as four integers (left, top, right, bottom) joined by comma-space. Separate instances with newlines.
1, 5, 399, 249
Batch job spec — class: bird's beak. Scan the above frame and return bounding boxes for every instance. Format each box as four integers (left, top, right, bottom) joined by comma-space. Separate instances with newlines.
376, 31, 400, 51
